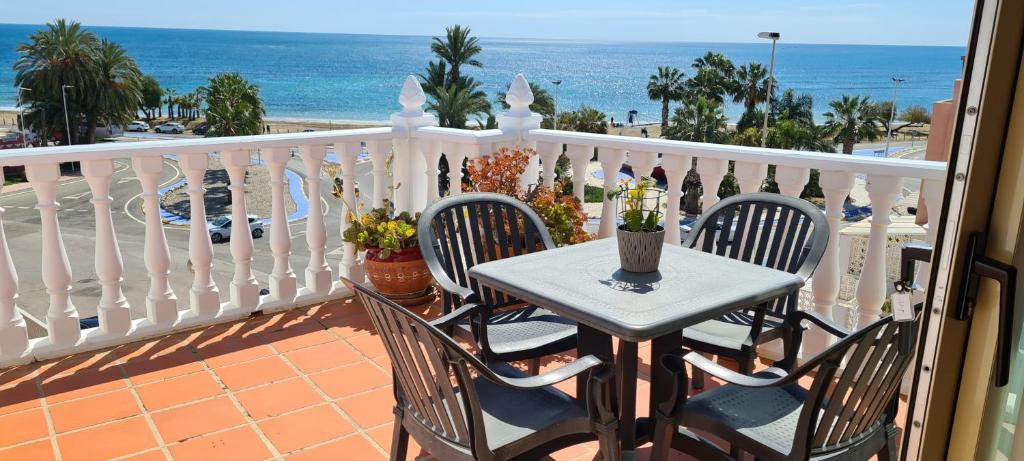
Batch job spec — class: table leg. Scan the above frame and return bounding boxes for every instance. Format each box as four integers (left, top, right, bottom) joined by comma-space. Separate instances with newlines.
648, 331, 683, 455
617, 340, 639, 454
575, 324, 614, 400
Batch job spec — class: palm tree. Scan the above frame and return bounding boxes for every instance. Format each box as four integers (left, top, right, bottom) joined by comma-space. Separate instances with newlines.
772, 88, 814, 126
164, 89, 177, 120
497, 81, 555, 117
664, 96, 728, 143
200, 73, 265, 137
430, 25, 482, 83
823, 95, 882, 154
733, 63, 771, 114
425, 80, 490, 129
558, 106, 608, 134
139, 75, 163, 120
647, 66, 686, 128
83, 39, 142, 142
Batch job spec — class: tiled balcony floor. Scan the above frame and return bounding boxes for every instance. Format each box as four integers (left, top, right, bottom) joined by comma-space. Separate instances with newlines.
0, 296, 906, 461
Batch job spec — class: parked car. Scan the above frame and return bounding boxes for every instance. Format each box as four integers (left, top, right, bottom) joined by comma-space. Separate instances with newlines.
126, 121, 150, 132
154, 122, 185, 134
207, 215, 264, 243
191, 123, 208, 135
0, 131, 40, 149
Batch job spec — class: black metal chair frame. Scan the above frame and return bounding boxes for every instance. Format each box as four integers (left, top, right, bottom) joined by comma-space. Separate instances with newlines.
681, 192, 829, 388
418, 192, 578, 373
345, 278, 620, 461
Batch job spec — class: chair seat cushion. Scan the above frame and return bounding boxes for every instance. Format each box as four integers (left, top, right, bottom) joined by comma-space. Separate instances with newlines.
467, 362, 588, 451
481, 306, 578, 357
682, 370, 806, 455
682, 312, 784, 351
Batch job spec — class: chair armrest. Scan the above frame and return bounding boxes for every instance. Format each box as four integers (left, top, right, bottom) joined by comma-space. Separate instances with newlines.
428, 303, 483, 329
678, 352, 788, 388
787, 309, 851, 339
488, 355, 605, 389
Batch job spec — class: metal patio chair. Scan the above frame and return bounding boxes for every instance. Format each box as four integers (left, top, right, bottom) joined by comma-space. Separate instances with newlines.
652, 307, 920, 461
345, 279, 620, 461
681, 192, 829, 388
418, 193, 578, 374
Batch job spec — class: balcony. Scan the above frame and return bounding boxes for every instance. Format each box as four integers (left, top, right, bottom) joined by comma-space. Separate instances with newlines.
0, 73, 938, 458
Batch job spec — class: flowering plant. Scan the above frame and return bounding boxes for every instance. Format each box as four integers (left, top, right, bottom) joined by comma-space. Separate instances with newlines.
341, 207, 419, 259
606, 177, 664, 232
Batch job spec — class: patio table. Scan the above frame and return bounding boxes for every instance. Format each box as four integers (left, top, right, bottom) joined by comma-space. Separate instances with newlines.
468, 238, 804, 456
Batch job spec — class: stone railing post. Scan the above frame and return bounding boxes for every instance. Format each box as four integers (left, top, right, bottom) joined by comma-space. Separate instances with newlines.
420, 140, 442, 205
597, 148, 627, 238
368, 140, 391, 209
298, 145, 333, 294
497, 74, 544, 189
339, 141, 363, 281
696, 158, 728, 211
265, 148, 297, 303
812, 171, 855, 331
132, 156, 179, 325
223, 150, 260, 309
564, 144, 592, 204
180, 153, 221, 315
390, 75, 436, 213
854, 175, 903, 328
733, 161, 769, 194
661, 154, 691, 245
536, 141, 560, 188
0, 171, 28, 359
83, 159, 131, 334
774, 166, 811, 198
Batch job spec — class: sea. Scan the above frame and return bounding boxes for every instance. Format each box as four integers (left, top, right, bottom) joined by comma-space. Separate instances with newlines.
0, 23, 965, 124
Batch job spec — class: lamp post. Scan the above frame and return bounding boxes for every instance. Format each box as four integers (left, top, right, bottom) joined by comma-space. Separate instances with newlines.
62, 85, 74, 146
16, 86, 30, 148
551, 79, 562, 130
758, 31, 780, 148
884, 77, 905, 157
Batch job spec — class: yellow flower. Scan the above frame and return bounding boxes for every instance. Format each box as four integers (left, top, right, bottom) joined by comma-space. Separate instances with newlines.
405, 228, 415, 237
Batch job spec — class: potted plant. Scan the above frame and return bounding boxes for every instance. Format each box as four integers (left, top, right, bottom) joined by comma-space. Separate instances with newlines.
342, 207, 434, 305
607, 177, 666, 273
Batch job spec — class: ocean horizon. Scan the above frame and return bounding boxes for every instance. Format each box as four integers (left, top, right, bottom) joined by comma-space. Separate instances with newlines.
0, 23, 965, 124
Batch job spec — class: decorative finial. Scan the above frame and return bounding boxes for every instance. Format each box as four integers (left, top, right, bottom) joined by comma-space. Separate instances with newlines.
504, 74, 534, 117
398, 75, 426, 115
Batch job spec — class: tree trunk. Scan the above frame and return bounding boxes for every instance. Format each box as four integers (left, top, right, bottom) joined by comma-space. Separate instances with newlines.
661, 97, 670, 127
843, 138, 855, 154
38, 108, 48, 147
85, 114, 98, 145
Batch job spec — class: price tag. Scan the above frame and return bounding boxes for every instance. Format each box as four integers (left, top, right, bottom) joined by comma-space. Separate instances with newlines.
891, 281, 914, 322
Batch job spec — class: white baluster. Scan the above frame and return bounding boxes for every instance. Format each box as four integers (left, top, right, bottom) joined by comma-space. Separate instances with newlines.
390, 75, 436, 213
661, 154, 691, 245
537, 141, 559, 187
774, 166, 810, 197
564, 144, 592, 204
445, 143, 469, 196
420, 140, 441, 205
222, 150, 260, 309
299, 145, 333, 293
919, 178, 944, 285
369, 140, 390, 208
0, 171, 28, 359
82, 159, 130, 334
733, 161, 769, 194
265, 148, 296, 302
132, 156, 179, 325
497, 74, 544, 190
179, 153, 221, 315
696, 158, 728, 210
854, 175, 902, 328
339, 142, 362, 281
810, 171, 855, 336
628, 151, 658, 182
597, 148, 627, 238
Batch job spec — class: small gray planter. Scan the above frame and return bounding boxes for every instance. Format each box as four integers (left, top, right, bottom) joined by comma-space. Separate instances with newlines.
616, 224, 665, 273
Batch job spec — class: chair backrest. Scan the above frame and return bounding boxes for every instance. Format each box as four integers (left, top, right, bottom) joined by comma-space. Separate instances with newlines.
792, 314, 920, 458
683, 193, 828, 317
418, 193, 556, 308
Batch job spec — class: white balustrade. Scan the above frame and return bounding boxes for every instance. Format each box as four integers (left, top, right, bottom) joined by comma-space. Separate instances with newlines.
338, 142, 362, 281
132, 156, 179, 325
564, 144, 592, 204
445, 142, 469, 196
774, 165, 811, 198
810, 171, 855, 340
733, 161, 768, 194
299, 145, 333, 294
369, 140, 391, 208
661, 154, 690, 245
390, 75, 436, 213
265, 148, 297, 303
223, 150, 260, 310
854, 175, 903, 328
537, 141, 560, 188
82, 159, 131, 334
419, 140, 442, 205
696, 158, 728, 210
26, 163, 80, 346
0, 172, 28, 359
597, 148, 627, 238
180, 152, 221, 315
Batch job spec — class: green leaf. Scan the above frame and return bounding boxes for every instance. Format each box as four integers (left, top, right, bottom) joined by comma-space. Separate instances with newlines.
643, 210, 660, 231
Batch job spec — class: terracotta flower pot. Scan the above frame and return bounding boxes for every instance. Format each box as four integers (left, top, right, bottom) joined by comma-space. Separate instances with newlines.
616, 225, 665, 273
364, 247, 434, 304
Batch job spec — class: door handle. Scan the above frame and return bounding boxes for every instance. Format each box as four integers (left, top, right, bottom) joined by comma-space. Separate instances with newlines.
955, 232, 1018, 387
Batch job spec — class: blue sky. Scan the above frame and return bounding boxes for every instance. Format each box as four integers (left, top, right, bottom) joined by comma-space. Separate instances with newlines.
4, 0, 973, 45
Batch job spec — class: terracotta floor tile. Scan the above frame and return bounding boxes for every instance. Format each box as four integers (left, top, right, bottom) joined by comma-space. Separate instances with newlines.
151, 396, 246, 443
0, 439, 56, 460
116, 449, 169, 461
167, 426, 272, 461
122, 350, 204, 385
367, 424, 426, 460
262, 321, 336, 353
135, 371, 223, 411
191, 324, 272, 369
0, 369, 41, 415
336, 387, 395, 428
345, 334, 388, 359
0, 408, 49, 446
235, 378, 325, 420
214, 355, 296, 391
308, 362, 390, 399
40, 367, 127, 403
286, 434, 385, 460
283, 340, 361, 374
257, 404, 354, 454
56, 416, 157, 461
49, 388, 141, 433
197, 343, 275, 369
36, 349, 120, 379
321, 312, 376, 339
115, 334, 193, 362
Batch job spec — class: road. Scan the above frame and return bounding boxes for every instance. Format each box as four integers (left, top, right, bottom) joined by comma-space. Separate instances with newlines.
0, 154, 363, 328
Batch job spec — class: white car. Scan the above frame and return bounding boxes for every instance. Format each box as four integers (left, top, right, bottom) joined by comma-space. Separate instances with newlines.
154, 122, 185, 134
208, 215, 264, 243
126, 121, 149, 132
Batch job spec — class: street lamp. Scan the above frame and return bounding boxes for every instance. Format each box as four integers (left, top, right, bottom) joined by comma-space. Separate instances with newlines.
551, 79, 562, 130
884, 77, 905, 157
16, 86, 30, 148
62, 85, 74, 146
758, 31, 780, 148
